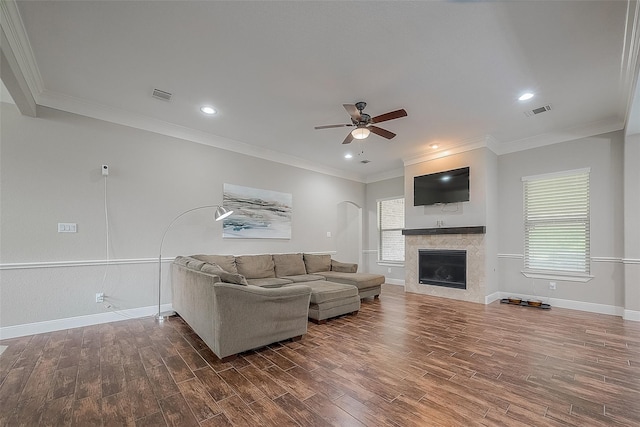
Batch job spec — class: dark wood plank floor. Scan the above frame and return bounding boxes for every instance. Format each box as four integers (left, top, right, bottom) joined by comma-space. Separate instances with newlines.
2, 284, 640, 426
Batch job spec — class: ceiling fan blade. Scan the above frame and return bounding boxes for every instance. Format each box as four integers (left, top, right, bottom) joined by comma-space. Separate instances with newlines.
314, 124, 354, 130
343, 104, 361, 122
342, 132, 354, 144
369, 125, 396, 140
371, 109, 407, 124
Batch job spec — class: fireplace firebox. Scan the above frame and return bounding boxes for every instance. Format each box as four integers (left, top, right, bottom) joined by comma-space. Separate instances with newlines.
418, 249, 467, 289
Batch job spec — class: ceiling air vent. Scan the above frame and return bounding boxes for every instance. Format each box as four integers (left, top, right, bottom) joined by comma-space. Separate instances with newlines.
524, 104, 552, 117
360, 159, 371, 164
152, 88, 172, 101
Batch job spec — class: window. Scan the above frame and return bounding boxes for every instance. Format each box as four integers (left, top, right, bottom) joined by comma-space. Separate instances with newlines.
523, 169, 590, 277
378, 197, 405, 263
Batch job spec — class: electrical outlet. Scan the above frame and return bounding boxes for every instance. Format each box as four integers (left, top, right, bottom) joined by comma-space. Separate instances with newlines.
96, 292, 104, 303
549, 282, 556, 290
387, 267, 392, 273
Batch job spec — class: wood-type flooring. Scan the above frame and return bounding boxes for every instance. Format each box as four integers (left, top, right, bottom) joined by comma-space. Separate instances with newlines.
1, 284, 640, 426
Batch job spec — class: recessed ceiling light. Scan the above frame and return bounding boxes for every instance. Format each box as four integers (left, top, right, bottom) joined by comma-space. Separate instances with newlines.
430, 143, 439, 149
344, 153, 353, 159
518, 92, 534, 101
200, 106, 216, 115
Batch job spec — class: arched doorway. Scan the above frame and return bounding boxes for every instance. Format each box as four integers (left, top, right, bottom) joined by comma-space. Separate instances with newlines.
336, 201, 362, 268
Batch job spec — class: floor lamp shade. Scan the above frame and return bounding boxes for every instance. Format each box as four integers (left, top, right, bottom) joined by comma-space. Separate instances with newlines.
156, 204, 233, 321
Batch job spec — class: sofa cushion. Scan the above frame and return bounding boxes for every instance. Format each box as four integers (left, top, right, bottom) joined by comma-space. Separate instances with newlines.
300, 280, 358, 304
317, 271, 384, 290
331, 260, 358, 273
273, 253, 307, 277
246, 277, 293, 288
201, 263, 248, 285
236, 254, 276, 279
303, 253, 332, 273
192, 254, 238, 274
281, 274, 326, 283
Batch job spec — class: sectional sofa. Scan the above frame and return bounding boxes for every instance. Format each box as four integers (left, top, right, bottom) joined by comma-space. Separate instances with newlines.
171, 253, 385, 359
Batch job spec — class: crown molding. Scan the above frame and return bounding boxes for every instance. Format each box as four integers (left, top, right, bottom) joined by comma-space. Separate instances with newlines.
0, 0, 43, 96
37, 89, 367, 183
402, 116, 625, 167
403, 135, 496, 166
621, 0, 640, 127
495, 118, 624, 155
364, 167, 404, 184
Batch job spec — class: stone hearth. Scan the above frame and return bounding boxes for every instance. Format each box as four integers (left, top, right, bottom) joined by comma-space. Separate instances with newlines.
403, 227, 486, 303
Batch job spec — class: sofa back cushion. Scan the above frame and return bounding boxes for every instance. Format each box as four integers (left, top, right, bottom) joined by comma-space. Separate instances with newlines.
201, 263, 248, 285
303, 253, 332, 273
273, 253, 307, 277
235, 254, 276, 279
192, 254, 238, 274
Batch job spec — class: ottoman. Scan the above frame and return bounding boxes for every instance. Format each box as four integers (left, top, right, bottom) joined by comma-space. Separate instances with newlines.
302, 280, 361, 324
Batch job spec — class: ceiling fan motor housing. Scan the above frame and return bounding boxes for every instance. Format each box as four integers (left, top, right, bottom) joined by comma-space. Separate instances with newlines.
354, 113, 371, 126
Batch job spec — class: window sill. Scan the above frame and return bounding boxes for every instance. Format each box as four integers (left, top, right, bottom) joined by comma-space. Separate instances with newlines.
521, 270, 593, 283
378, 261, 405, 267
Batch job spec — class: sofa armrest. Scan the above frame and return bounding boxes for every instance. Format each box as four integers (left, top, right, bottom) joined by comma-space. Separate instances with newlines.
331, 259, 358, 273
213, 284, 312, 358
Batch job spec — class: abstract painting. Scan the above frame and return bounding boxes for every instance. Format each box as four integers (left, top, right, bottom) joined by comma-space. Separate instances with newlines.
222, 184, 292, 239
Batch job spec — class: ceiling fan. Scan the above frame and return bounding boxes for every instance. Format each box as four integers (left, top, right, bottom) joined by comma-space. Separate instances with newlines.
315, 102, 408, 144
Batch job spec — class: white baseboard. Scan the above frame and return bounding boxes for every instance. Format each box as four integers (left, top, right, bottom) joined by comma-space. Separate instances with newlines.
0, 304, 173, 340
491, 292, 637, 320
485, 292, 502, 304
385, 278, 405, 286
624, 309, 640, 321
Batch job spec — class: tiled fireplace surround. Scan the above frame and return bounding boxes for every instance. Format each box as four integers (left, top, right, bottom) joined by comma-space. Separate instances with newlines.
403, 227, 486, 304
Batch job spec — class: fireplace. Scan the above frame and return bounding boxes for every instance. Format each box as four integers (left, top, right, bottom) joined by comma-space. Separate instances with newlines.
418, 249, 467, 289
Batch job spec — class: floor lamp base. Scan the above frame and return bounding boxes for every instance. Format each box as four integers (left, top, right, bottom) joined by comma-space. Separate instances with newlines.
155, 311, 176, 322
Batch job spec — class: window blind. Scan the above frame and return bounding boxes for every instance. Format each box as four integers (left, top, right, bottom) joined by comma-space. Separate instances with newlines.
523, 170, 590, 274
378, 198, 405, 262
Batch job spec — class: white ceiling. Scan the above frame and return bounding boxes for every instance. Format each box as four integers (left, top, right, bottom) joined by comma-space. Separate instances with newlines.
5, 0, 640, 182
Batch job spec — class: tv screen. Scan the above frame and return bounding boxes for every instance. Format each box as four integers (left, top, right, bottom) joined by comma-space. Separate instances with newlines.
414, 167, 470, 206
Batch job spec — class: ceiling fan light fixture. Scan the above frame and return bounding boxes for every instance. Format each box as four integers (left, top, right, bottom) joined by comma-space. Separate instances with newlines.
351, 127, 370, 140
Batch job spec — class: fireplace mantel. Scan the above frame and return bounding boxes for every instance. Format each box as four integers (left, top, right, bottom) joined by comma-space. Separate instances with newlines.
402, 226, 486, 236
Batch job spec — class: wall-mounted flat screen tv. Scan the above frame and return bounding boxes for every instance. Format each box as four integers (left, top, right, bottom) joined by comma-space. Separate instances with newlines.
414, 167, 470, 206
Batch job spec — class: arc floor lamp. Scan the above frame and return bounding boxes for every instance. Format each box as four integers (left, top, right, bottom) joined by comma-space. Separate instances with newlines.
156, 204, 233, 321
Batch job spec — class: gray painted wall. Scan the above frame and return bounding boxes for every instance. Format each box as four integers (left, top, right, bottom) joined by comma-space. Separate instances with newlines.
364, 176, 405, 282
403, 148, 497, 296
624, 133, 640, 313
0, 103, 365, 327
404, 148, 490, 230
497, 131, 625, 307
1, 100, 635, 328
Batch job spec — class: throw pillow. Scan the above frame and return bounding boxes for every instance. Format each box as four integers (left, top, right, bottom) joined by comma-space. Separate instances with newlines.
331, 260, 358, 273
192, 254, 238, 274
201, 263, 248, 285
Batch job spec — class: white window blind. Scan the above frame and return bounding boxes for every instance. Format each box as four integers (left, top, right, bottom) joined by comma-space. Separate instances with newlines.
378, 198, 405, 262
523, 169, 590, 274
